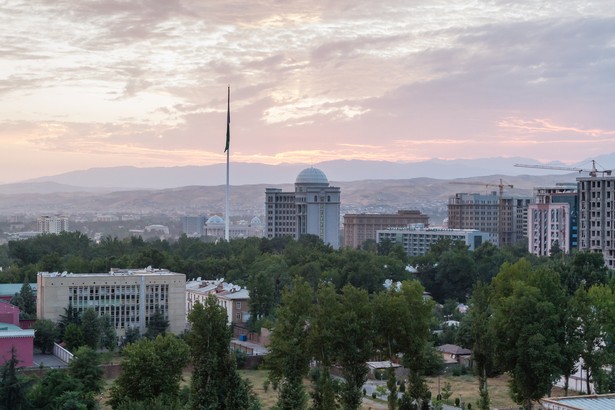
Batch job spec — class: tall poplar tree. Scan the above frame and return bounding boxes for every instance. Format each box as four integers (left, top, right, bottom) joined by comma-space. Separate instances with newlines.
266, 279, 313, 410
188, 296, 260, 410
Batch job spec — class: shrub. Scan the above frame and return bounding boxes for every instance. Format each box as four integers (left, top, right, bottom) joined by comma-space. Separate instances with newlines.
455, 397, 460, 407
372, 392, 377, 399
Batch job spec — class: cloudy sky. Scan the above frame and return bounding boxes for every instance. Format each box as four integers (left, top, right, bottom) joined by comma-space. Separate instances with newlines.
1, 0, 614, 183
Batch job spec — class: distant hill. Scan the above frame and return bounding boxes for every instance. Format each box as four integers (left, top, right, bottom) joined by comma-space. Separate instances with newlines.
10, 154, 613, 192
0, 174, 576, 223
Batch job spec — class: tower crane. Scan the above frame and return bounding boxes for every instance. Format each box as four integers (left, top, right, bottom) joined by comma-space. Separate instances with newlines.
449, 179, 514, 247
450, 178, 513, 198
514, 160, 612, 177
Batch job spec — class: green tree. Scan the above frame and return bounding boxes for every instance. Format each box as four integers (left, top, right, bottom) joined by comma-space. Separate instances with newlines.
122, 327, 142, 347
99, 314, 117, 351
334, 285, 375, 410
398, 281, 434, 409
32, 319, 58, 354
188, 296, 260, 410
0, 347, 31, 410
80, 308, 100, 350
572, 285, 610, 394
145, 308, 169, 339
19, 279, 36, 318
456, 282, 495, 409
63, 322, 84, 352
266, 279, 313, 410
58, 302, 81, 340
308, 284, 339, 410
28, 369, 94, 410
68, 346, 104, 394
109, 334, 189, 408
491, 263, 563, 410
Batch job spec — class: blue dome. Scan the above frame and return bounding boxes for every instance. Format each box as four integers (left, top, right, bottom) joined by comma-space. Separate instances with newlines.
295, 167, 329, 185
250, 216, 262, 225
206, 215, 224, 224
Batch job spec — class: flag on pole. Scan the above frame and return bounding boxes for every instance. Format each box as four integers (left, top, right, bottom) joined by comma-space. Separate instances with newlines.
224, 86, 230, 152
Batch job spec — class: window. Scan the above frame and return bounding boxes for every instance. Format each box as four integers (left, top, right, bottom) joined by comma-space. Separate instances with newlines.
235, 312, 241, 320
236, 301, 241, 309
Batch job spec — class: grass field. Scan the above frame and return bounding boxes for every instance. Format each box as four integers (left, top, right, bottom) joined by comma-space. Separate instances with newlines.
101, 368, 562, 409
241, 370, 527, 409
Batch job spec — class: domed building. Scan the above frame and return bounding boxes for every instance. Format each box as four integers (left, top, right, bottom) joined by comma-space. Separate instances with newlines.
265, 167, 341, 249
204, 215, 264, 240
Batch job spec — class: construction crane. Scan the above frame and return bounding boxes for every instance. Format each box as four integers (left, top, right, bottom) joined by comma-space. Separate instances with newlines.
514, 160, 612, 177
449, 179, 514, 247
450, 178, 514, 198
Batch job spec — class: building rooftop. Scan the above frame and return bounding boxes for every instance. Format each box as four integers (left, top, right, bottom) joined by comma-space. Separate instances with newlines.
0, 283, 37, 297
38, 267, 180, 278
542, 394, 615, 410
295, 167, 329, 185
0, 322, 35, 339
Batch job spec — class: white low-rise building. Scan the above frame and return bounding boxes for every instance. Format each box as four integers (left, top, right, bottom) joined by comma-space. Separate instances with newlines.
377, 225, 493, 256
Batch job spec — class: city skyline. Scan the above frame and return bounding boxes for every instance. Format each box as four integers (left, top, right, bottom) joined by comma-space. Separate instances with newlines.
1, 1, 614, 184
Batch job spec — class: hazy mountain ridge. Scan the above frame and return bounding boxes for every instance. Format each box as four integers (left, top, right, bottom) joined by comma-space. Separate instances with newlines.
12, 154, 614, 192
0, 174, 575, 219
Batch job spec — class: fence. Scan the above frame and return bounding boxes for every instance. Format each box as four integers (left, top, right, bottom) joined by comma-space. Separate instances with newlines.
53, 343, 73, 363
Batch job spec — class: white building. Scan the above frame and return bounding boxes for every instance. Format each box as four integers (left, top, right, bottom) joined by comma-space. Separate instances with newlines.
204, 215, 264, 240
185, 278, 251, 339
377, 225, 493, 256
528, 203, 571, 256
266, 167, 341, 249
37, 215, 69, 234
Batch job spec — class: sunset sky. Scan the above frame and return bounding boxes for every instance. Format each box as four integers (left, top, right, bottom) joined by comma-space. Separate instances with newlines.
1, 0, 614, 183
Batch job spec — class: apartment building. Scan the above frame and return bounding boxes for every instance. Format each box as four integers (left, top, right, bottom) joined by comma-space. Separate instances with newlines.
528, 203, 571, 256
37, 215, 69, 234
448, 192, 532, 246
577, 175, 615, 268
343, 210, 430, 249
528, 183, 578, 256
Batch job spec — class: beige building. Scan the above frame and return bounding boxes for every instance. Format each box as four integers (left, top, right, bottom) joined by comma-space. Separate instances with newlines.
343, 210, 430, 248
266, 167, 341, 249
448, 192, 532, 246
185, 278, 251, 339
37, 267, 186, 336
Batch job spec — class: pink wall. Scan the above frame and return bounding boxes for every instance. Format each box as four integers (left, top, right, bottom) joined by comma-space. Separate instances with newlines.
0, 303, 19, 326
0, 337, 34, 367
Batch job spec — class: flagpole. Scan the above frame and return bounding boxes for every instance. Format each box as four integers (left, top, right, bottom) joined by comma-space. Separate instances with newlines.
225, 86, 230, 242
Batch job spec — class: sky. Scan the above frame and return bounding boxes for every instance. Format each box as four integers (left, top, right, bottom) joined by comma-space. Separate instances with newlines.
1, 0, 614, 183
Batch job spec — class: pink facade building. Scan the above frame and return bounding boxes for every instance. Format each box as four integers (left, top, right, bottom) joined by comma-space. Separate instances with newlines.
0, 301, 35, 367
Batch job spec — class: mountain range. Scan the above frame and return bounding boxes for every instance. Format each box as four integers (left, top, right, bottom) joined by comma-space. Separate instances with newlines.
0, 155, 610, 222
2, 153, 613, 193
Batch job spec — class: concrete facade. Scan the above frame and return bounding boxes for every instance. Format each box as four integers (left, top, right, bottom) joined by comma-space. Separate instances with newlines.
266, 167, 341, 248
448, 192, 532, 246
528, 203, 571, 256
37, 268, 186, 336
343, 210, 430, 249
377, 225, 493, 256
37, 215, 69, 234
577, 176, 615, 269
